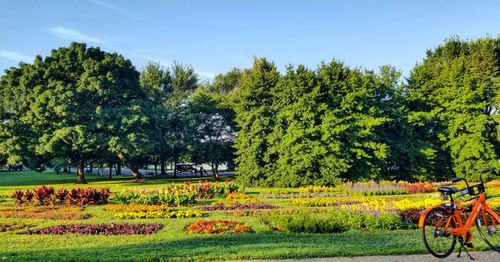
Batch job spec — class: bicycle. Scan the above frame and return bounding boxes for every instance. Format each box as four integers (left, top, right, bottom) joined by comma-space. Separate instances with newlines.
419, 168, 500, 259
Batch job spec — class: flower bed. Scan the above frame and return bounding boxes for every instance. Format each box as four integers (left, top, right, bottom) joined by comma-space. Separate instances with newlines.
113, 180, 241, 206
226, 192, 250, 199
185, 220, 253, 234
23, 223, 163, 235
115, 210, 202, 219
113, 186, 197, 206
299, 185, 336, 193
291, 197, 362, 207
200, 203, 278, 211
0, 206, 91, 220
12, 186, 110, 206
259, 192, 336, 199
291, 197, 443, 212
338, 181, 435, 196
104, 204, 170, 212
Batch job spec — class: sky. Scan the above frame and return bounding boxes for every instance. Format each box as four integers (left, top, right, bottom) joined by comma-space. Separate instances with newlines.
0, 0, 499, 80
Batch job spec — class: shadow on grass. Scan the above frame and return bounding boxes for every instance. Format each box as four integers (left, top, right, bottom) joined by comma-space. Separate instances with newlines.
0, 171, 232, 188
0, 230, 431, 261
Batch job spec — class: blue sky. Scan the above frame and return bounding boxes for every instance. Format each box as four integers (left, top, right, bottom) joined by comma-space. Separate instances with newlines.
0, 0, 499, 80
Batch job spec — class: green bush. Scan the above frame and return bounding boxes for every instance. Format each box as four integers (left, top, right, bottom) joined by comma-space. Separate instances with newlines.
261, 210, 410, 233
261, 211, 347, 234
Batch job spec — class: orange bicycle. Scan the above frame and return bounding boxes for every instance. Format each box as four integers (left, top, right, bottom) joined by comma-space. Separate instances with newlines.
419, 168, 499, 259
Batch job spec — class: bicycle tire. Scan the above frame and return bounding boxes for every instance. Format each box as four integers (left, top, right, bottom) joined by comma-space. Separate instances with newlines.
476, 208, 500, 252
422, 206, 456, 258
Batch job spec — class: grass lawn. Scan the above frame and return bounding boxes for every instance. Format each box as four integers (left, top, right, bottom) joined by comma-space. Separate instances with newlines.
0, 171, 496, 261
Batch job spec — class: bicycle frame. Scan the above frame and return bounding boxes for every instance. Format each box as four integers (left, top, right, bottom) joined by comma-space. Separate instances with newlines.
419, 192, 500, 239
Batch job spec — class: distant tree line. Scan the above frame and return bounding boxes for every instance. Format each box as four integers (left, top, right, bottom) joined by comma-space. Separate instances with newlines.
0, 37, 499, 185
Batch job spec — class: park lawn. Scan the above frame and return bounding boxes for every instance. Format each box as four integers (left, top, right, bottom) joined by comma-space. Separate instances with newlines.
0, 171, 496, 262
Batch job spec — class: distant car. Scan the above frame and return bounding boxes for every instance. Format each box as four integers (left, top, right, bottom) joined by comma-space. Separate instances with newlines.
175, 164, 198, 173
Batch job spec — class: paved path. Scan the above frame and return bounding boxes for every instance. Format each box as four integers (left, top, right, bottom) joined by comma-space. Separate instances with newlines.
233, 251, 499, 262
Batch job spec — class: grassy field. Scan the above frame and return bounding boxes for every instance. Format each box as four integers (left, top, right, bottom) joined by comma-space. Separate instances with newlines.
0, 171, 496, 261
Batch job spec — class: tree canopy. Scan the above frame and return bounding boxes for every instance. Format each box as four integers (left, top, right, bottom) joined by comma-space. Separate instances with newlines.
1, 37, 499, 185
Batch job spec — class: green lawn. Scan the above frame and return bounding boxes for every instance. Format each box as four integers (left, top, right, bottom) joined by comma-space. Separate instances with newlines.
0, 171, 495, 261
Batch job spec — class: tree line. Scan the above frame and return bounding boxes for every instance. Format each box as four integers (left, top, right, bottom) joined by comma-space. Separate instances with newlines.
0, 37, 499, 185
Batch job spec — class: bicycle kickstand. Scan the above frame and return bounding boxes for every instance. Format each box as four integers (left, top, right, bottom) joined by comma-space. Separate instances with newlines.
457, 242, 475, 260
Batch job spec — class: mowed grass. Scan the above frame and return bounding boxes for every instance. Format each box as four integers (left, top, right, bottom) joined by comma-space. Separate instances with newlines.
0, 171, 495, 261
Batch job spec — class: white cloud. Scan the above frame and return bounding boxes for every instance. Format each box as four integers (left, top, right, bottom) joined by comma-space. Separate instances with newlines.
86, 0, 139, 19
46, 27, 107, 44
0, 50, 33, 62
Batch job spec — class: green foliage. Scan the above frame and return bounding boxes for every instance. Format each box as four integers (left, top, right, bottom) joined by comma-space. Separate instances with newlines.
233, 59, 400, 186
0, 42, 149, 182
186, 88, 235, 178
407, 37, 500, 180
261, 210, 409, 233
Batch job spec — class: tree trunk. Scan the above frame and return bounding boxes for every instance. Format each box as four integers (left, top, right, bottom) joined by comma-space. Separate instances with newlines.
160, 157, 166, 176
117, 152, 143, 179
76, 161, 87, 184
173, 160, 178, 178
212, 163, 219, 180
116, 163, 122, 175
89, 164, 93, 174
154, 163, 158, 176
109, 163, 113, 179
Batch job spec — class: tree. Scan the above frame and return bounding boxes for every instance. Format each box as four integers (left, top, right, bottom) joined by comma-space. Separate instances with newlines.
232, 58, 280, 186
407, 37, 500, 180
0, 42, 149, 183
139, 61, 197, 177
186, 88, 236, 179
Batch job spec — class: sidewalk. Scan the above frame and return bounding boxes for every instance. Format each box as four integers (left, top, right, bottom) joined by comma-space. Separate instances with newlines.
234, 251, 498, 262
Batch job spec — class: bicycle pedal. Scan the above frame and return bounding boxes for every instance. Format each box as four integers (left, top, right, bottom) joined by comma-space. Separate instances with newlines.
464, 242, 474, 248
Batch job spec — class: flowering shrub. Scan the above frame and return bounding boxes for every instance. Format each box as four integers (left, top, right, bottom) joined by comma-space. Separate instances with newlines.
291, 197, 361, 207
211, 180, 240, 197
259, 192, 336, 199
185, 220, 253, 234
23, 223, 163, 235
115, 210, 202, 219
299, 185, 336, 193
0, 223, 30, 232
341, 182, 406, 196
200, 203, 278, 211
292, 197, 443, 213
113, 186, 196, 206
393, 198, 443, 211
104, 204, 170, 213
11, 187, 110, 206
232, 208, 328, 217
402, 182, 434, 194
226, 192, 250, 199
113, 180, 242, 206
398, 208, 422, 226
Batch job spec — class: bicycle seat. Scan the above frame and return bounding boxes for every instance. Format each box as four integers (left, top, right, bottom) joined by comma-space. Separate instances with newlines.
438, 186, 458, 194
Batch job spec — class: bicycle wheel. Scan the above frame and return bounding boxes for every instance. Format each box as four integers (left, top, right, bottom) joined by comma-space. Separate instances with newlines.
422, 206, 456, 258
476, 208, 500, 252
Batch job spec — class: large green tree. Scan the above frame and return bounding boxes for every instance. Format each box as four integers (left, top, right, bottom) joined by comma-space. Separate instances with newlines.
0, 43, 149, 183
407, 37, 500, 180
139, 61, 197, 177
186, 88, 235, 179
232, 58, 280, 186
